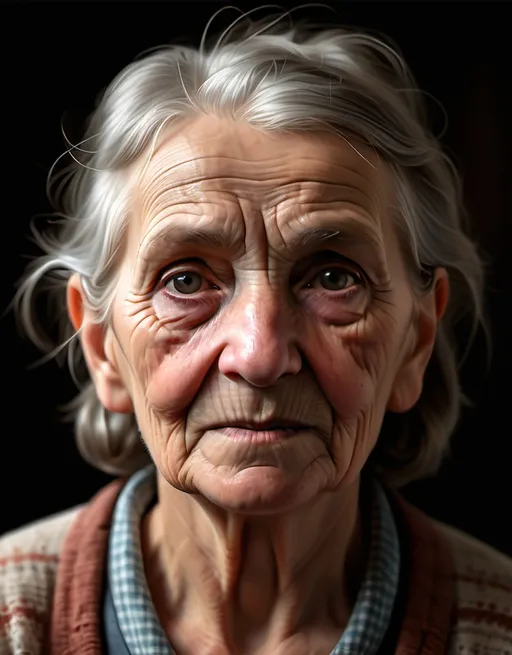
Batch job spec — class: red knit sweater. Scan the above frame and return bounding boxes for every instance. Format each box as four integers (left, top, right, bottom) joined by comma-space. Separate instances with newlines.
1, 479, 512, 654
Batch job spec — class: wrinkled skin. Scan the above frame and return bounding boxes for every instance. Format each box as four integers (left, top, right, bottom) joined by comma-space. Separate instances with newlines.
69, 117, 448, 654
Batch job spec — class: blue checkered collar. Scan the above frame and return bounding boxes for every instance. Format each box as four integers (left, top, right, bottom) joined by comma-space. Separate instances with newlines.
107, 465, 400, 655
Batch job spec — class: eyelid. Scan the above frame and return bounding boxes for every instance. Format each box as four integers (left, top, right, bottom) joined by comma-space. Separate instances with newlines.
156, 260, 219, 294
298, 249, 364, 270
296, 256, 366, 290
154, 254, 367, 294
310, 263, 362, 280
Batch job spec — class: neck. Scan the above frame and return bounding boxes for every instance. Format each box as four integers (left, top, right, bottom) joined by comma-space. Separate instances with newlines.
141, 475, 366, 655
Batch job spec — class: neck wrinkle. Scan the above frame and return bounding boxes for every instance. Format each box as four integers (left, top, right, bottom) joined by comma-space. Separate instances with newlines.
141, 473, 365, 654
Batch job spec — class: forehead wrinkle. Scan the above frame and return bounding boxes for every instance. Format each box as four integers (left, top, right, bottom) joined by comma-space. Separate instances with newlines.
139, 185, 201, 228
134, 150, 240, 218
134, 135, 385, 219
136, 213, 239, 260
138, 149, 304, 201
138, 174, 269, 223
141, 176, 381, 226
138, 145, 382, 199
151, 123, 381, 176
137, 166, 203, 219
134, 117, 385, 199
263, 181, 380, 218
133, 181, 387, 266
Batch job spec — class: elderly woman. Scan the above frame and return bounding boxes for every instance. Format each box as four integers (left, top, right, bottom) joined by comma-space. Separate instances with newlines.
1, 10, 510, 655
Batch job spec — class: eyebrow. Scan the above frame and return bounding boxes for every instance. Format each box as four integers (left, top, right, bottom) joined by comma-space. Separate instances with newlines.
286, 214, 385, 257
292, 225, 381, 251
135, 215, 385, 284
138, 224, 229, 262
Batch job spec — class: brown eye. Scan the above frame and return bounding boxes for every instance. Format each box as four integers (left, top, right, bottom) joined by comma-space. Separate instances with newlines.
313, 268, 358, 291
167, 271, 203, 294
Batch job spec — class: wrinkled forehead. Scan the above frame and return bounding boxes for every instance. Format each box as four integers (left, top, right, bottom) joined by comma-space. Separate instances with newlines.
129, 116, 394, 227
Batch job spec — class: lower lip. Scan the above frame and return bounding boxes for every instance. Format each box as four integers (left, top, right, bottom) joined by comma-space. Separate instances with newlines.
216, 427, 305, 443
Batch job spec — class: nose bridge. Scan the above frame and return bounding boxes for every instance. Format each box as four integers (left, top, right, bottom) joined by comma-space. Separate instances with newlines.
234, 281, 289, 358
248, 279, 280, 332
218, 279, 301, 386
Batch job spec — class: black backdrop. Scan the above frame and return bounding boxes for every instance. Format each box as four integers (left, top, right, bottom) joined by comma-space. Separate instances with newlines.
1, 1, 510, 553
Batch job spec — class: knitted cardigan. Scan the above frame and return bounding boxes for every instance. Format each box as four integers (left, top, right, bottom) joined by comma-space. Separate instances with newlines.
1, 478, 512, 655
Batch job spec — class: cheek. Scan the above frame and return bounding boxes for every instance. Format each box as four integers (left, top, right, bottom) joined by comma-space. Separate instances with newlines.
112, 280, 225, 425
304, 317, 403, 421
305, 337, 373, 420
143, 321, 222, 420
111, 297, 192, 413
302, 320, 405, 488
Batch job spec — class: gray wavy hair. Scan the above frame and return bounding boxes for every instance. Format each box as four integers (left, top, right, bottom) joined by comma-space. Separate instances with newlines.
15, 10, 487, 487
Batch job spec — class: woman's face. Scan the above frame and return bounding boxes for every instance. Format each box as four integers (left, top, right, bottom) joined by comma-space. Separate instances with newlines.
81, 117, 443, 514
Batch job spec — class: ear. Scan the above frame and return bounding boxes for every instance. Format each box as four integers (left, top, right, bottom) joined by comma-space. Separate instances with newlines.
387, 268, 449, 413
67, 273, 134, 414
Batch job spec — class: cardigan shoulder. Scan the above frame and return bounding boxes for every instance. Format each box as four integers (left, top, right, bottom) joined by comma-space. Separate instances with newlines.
435, 520, 512, 654
2, 490, 512, 655
0, 507, 81, 655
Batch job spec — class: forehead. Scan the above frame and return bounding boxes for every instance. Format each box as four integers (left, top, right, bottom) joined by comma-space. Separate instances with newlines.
131, 116, 392, 221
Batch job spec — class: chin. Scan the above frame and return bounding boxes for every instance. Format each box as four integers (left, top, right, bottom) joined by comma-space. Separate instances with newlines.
194, 466, 325, 515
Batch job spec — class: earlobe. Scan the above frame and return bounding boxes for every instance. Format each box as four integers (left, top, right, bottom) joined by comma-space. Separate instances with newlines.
387, 268, 449, 413
66, 274, 134, 414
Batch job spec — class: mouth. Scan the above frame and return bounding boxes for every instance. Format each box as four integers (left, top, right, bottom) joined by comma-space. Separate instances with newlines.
210, 420, 312, 431
205, 420, 313, 444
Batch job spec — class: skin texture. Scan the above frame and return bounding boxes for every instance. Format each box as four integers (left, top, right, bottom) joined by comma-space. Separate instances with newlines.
68, 116, 448, 654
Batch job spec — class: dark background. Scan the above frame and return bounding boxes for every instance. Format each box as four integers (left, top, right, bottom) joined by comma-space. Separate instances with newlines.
1, 1, 510, 552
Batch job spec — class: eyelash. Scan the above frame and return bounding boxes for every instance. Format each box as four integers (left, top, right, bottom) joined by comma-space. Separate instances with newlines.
159, 267, 218, 291
156, 257, 367, 299
303, 266, 364, 289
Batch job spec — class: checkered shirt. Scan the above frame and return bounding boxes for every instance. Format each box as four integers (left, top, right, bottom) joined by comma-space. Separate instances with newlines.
107, 465, 400, 654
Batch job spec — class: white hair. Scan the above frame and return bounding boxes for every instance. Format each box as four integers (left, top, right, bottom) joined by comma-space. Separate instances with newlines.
15, 10, 487, 486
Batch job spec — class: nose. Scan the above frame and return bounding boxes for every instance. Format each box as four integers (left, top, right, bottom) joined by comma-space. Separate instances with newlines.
217, 286, 302, 387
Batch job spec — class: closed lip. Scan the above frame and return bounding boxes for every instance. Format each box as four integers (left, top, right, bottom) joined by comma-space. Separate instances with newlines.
208, 420, 311, 431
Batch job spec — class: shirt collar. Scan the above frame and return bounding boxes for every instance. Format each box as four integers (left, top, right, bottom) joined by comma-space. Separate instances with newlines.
107, 465, 400, 655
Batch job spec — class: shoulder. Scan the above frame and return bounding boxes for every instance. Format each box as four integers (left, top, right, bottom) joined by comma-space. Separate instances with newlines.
434, 520, 512, 654
0, 506, 81, 555
436, 520, 512, 600
0, 507, 82, 655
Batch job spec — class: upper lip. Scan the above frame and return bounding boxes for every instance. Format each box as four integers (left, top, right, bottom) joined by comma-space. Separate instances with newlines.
210, 420, 311, 430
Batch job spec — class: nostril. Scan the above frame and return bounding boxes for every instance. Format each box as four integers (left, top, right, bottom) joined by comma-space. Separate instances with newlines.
222, 341, 302, 375
217, 309, 302, 386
